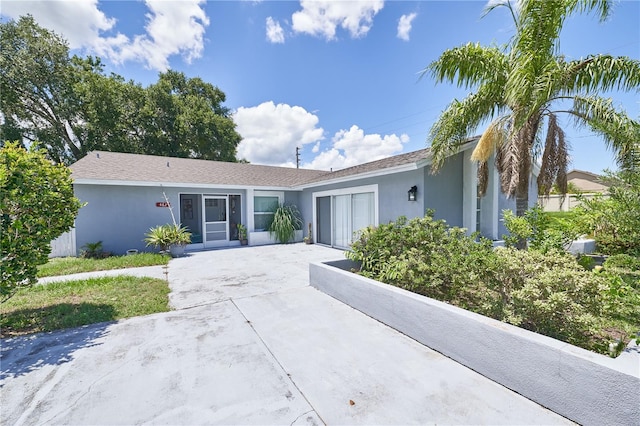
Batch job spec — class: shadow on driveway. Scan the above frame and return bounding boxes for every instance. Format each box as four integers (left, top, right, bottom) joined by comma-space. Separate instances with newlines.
1, 318, 111, 382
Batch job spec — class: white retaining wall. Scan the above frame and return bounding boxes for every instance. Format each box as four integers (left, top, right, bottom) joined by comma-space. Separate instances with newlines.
310, 259, 640, 426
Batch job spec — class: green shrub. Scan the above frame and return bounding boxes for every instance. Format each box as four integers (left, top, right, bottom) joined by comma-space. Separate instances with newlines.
348, 212, 639, 355
502, 205, 578, 252
573, 171, 640, 256
0, 142, 82, 301
348, 212, 502, 315
604, 254, 640, 271
493, 248, 610, 348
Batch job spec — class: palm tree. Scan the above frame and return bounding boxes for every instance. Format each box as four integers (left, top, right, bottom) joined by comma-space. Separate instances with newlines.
424, 0, 640, 218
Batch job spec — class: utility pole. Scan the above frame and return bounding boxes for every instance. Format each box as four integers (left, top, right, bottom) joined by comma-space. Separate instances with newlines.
296, 147, 300, 169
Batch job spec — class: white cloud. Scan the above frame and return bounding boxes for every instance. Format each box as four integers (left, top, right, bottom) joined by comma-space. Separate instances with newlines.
397, 12, 417, 41
291, 0, 384, 40
233, 102, 408, 170
305, 125, 408, 170
234, 102, 324, 165
1, 0, 209, 71
265, 17, 285, 43
0, 0, 115, 49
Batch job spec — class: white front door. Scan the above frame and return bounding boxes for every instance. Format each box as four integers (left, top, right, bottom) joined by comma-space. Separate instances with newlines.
204, 196, 228, 247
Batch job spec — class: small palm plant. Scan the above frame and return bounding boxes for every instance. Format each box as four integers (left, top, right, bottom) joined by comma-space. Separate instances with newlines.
269, 204, 302, 244
144, 224, 191, 252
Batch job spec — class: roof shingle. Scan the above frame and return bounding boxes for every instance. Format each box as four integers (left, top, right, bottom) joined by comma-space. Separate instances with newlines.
71, 151, 329, 187
70, 144, 456, 189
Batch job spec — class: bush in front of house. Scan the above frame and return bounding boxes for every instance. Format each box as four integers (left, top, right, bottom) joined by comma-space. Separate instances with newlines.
0, 142, 82, 302
348, 212, 501, 315
347, 212, 639, 355
502, 205, 579, 253
573, 170, 640, 256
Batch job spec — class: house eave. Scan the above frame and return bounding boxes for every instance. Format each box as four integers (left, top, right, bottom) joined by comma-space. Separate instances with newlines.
294, 163, 422, 190
72, 178, 296, 192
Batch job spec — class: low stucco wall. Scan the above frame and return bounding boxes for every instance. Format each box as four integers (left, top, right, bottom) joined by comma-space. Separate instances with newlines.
309, 260, 640, 426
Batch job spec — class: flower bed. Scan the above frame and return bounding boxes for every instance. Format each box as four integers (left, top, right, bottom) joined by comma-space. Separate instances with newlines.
310, 259, 639, 426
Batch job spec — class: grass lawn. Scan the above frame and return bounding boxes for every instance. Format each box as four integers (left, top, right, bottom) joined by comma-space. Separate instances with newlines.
38, 253, 169, 277
0, 276, 170, 338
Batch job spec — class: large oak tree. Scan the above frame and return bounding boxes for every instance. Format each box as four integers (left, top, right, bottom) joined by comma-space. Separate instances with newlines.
1, 16, 241, 164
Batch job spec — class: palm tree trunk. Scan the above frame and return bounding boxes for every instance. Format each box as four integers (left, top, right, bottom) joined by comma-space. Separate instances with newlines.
516, 193, 529, 217
514, 188, 530, 250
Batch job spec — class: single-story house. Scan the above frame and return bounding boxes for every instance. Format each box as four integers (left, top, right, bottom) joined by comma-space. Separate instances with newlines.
55, 137, 537, 256
566, 169, 609, 193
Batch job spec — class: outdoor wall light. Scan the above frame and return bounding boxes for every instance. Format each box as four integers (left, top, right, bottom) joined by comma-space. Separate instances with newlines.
408, 185, 418, 201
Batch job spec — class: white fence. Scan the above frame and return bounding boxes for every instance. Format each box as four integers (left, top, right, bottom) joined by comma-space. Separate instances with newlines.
538, 193, 606, 212
49, 228, 76, 258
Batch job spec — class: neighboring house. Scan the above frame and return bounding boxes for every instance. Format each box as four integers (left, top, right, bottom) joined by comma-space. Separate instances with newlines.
539, 169, 609, 212
566, 169, 609, 193
58, 137, 537, 256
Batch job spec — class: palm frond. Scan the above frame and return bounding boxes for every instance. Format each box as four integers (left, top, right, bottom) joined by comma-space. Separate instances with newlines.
423, 43, 509, 90
471, 117, 509, 162
506, 0, 616, 124
428, 84, 506, 170
537, 113, 569, 196
555, 130, 569, 195
562, 55, 640, 94
569, 95, 640, 165
537, 114, 560, 195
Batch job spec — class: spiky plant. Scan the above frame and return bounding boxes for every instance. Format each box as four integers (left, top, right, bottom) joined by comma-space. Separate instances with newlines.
268, 204, 303, 244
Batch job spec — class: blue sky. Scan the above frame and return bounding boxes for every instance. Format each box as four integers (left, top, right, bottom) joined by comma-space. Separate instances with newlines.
2, 0, 638, 173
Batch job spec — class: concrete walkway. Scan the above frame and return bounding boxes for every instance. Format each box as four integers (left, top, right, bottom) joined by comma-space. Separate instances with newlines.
1, 245, 573, 425
37, 264, 168, 284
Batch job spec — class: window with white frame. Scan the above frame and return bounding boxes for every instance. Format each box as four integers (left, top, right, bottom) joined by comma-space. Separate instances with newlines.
253, 192, 281, 231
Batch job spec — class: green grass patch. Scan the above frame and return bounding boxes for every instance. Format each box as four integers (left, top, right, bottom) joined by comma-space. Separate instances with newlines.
0, 276, 170, 338
38, 253, 169, 278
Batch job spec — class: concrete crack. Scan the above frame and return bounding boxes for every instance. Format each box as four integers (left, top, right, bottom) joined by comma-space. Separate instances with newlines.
290, 409, 316, 426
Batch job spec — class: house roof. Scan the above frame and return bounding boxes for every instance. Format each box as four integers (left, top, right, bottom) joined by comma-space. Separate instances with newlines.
71, 151, 329, 188
301, 148, 432, 185
566, 169, 609, 192
71, 138, 478, 189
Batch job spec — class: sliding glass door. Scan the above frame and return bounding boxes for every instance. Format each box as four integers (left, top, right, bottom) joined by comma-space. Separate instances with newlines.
316, 190, 376, 249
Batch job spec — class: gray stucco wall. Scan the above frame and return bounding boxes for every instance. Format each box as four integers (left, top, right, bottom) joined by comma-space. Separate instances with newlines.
74, 184, 247, 255
296, 190, 314, 237
423, 153, 464, 227
301, 168, 427, 226
301, 156, 468, 235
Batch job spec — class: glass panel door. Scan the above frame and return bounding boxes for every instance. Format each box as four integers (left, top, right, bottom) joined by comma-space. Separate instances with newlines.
352, 192, 374, 239
333, 194, 350, 249
316, 196, 332, 245
204, 196, 228, 246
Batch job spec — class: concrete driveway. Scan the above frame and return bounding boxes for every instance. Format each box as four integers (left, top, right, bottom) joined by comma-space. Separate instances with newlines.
1, 244, 573, 425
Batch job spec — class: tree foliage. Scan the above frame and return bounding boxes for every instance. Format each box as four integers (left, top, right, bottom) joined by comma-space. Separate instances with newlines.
1, 15, 241, 164
0, 142, 82, 301
423, 0, 640, 217
574, 170, 640, 256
